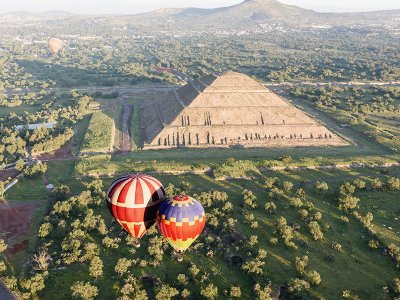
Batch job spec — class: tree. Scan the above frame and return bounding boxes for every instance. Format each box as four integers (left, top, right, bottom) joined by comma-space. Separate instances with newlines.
229, 286, 241, 298
287, 278, 310, 295
295, 256, 308, 273
0, 181, 4, 199
32, 248, 51, 271
155, 284, 179, 300
290, 197, 303, 208
353, 179, 366, 190
188, 264, 200, 278
338, 194, 360, 211
38, 222, 53, 238
242, 189, 257, 208
53, 185, 70, 200
339, 182, 356, 195
387, 177, 400, 191
368, 240, 379, 249
264, 202, 276, 214
314, 211, 323, 221
15, 157, 25, 171
181, 289, 191, 298
200, 283, 218, 299
282, 181, 293, 192
371, 178, 383, 190
308, 221, 323, 240
314, 181, 329, 193
177, 274, 188, 285
89, 256, 103, 279
0, 261, 6, 274
85, 179, 104, 196
242, 258, 265, 275
392, 278, 400, 294
306, 270, 321, 285
264, 177, 279, 188
180, 181, 192, 193
71, 281, 98, 300
0, 239, 7, 252
115, 258, 132, 276
254, 284, 273, 300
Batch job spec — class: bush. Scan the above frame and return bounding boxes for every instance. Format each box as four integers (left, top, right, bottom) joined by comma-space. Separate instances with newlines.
229, 286, 242, 298
0, 239, 7, 252
265, 202, 276, 213
71, 281, 98, 300
308, 221, 323, 240
331, 242, 342, 251
287, 278, 310, 295
156, 284, 179, 300
200, 283, 218, 299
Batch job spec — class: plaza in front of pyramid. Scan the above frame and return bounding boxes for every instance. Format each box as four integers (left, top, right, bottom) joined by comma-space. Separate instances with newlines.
139, 72, 347, 149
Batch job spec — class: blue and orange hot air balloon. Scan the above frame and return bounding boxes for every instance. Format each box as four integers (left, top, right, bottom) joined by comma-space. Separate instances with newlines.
106, 174, 166, 245
156, 195, 206, 261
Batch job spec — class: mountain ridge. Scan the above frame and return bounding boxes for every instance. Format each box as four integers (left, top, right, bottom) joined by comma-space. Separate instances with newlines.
1, 0, 399, 32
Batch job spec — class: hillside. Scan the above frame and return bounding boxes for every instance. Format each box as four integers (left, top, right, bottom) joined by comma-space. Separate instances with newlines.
2, 0, 400, 34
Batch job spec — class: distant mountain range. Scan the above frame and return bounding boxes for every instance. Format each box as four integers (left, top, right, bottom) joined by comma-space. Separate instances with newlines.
2, 0, 400, 32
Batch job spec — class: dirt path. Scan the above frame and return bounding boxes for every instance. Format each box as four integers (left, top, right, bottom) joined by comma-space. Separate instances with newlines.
118, 101, 133, 152
34, 142, 74, 161
0, 201, 40, 255
0, 279, 16, 300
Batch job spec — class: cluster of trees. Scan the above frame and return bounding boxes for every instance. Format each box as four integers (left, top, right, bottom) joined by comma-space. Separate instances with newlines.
336, 176, 400, 270
16, 178, 276, 299
0, 90, 92, 166
290, 85, 400, 114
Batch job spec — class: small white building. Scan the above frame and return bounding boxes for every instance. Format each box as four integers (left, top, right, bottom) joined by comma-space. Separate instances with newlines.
15, 122, 55, 131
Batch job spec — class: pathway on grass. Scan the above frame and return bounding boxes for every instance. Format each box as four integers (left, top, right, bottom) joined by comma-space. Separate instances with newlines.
0, 278, 16, 300
118, 100, 133, 152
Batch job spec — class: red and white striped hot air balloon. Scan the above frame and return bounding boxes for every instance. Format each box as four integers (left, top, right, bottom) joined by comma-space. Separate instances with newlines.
105, 174, 166, 242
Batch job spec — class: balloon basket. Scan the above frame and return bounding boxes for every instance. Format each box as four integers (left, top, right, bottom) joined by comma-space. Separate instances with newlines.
176, 252, 183, 262
134, 240, 141, 248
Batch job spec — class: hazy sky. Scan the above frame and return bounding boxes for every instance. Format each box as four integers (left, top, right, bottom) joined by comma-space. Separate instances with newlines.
1, 0, 399, 15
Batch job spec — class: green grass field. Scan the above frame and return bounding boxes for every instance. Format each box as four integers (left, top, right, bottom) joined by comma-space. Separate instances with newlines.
80, 111, 115, 154
18, 166, 398, 299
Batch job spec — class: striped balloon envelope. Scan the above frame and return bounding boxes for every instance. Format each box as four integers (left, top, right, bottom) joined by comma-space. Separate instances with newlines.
156, 195, 206, 253
106, 174, 166, 239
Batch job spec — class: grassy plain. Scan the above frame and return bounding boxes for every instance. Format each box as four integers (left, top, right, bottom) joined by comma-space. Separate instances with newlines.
80, 111, 115, 154
26, 165, 400, 299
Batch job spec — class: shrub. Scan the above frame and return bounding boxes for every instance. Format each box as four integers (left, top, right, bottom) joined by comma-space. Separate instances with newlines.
314, 181, 329, 193
287, 278, 310, 295
71, 281, 98, 300
265, 202, 277, 213
331, 242, 342, 251
229, 286, 242, 298
295, 255, 308, 273
156, 284, 179, 300
290, 197, 303, 208
307, 270, 321, 285
308, 221, 323, 240
200, 283, 218, 300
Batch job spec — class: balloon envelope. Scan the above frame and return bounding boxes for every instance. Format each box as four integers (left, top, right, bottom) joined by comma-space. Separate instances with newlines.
48, 38, 63, 53
157, 195, 206, 253
106, 174, 166, 239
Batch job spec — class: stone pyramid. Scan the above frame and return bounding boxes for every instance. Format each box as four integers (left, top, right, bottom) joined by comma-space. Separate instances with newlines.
140, 72, 346, 149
